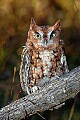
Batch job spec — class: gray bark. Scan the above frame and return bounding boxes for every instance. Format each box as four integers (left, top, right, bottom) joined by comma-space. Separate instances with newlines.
0, 66, 80, 120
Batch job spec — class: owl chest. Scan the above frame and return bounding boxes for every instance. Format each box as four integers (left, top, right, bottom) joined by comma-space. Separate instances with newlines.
39, 50, 54, 71
31, 50, 56, 79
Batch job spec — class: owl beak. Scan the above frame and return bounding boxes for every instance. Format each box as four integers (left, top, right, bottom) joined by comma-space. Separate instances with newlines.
44, 39, 48, 45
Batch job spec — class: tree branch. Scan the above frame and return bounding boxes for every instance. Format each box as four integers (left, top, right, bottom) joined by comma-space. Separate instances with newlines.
0, 66, 80, 120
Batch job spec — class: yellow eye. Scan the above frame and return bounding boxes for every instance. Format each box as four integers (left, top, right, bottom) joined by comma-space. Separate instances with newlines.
52, 33, 56, 37
34, 32, 41, 39
50, 31, 56, 39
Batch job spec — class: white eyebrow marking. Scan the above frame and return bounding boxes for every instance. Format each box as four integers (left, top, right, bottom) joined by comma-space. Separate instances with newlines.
47, 30, 53, 40
48, 30, 52, 36
38, 31, 43, 37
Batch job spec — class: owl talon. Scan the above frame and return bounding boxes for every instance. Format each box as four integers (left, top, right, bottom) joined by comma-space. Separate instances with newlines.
31, 86, 40, 93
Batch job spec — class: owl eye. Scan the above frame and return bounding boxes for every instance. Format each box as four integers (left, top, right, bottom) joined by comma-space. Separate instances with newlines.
34, 32, 41, 39
50, 31, 56, 39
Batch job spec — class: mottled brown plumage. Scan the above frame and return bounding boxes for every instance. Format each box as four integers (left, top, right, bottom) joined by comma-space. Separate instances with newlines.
20, 18, 69, 94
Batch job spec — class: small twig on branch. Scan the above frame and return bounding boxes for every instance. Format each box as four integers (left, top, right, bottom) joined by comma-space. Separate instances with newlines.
68, 95, 78, 120
0, 66, 80, 120
73, 0, 79, 12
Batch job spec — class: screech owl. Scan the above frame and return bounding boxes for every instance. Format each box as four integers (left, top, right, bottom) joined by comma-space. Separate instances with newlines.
20, 18, 69, 94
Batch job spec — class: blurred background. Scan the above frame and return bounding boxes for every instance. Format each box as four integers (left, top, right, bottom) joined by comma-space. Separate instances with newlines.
0, 0, 80, 120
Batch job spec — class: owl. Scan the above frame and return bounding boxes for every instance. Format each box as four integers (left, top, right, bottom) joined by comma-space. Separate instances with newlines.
20, 18, 69, 94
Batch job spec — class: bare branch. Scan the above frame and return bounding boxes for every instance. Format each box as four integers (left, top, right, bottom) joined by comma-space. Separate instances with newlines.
0, 66, 80, 120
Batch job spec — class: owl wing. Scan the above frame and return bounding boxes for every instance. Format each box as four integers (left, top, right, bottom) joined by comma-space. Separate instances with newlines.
20, 46, 31, 94
61, 53, 69, 73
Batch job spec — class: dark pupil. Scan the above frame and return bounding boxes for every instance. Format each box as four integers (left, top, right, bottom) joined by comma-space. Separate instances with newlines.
37, 34, 40, 38
50, 31, 56, 39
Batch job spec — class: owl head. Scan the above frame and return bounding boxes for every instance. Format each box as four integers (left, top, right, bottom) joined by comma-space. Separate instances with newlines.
27, 18, 61, 49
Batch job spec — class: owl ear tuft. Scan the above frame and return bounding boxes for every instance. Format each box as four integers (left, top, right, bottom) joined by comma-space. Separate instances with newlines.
54, 19, 61, 30
31, 18, 36, 25
55, 19, 61, 26
30, 18, 36, 30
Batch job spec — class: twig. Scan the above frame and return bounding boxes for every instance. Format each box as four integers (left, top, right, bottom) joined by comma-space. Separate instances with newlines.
73, 0, 79, 12
68, 95, 78, 120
